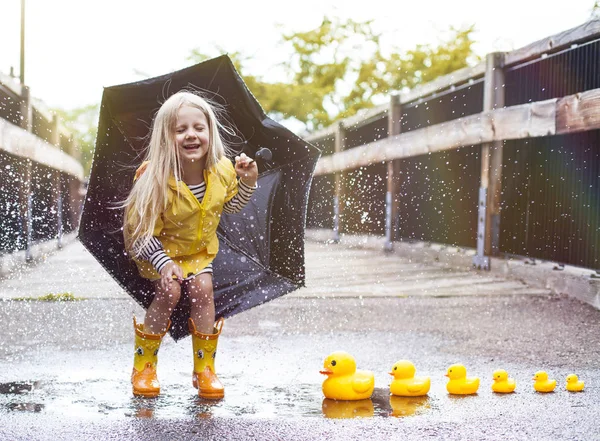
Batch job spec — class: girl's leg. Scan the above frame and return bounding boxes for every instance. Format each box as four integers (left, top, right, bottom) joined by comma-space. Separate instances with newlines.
187, 273, 215, 334
186, 273, 224, 399
144, 280, 182, 334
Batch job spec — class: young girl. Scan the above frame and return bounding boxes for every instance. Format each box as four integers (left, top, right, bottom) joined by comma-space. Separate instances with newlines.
123, 91, 258, 399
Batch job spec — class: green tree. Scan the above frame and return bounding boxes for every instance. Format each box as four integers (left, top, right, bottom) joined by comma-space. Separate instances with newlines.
189, 18, 479, 131
55, 104, 99, 177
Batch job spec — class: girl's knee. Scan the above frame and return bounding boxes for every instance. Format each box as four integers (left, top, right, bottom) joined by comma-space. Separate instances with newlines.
188, 278, 214, 307
155, 283, 181, 308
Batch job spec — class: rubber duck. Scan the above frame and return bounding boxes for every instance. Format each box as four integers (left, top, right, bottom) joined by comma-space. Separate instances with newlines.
389, 396, 430, 417
445, 364, 480, 395
321, 398, 374, 418
491, 369, 516, 393
565, 374, 585, 392
389, 360, 430, 397
533, 371, 556, 393
320, 351, 375, 400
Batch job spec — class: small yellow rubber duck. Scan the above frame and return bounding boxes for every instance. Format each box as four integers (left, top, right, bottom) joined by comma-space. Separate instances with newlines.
389, 360, 430, 397
533, 371, 556, 393
491, 369, 516, 393
320, 351, 375, 401
445, 364, 480, 395
565, 374, 585, 392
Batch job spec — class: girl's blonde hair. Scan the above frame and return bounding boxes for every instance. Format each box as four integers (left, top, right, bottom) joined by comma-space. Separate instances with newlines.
123, 91, 232, 257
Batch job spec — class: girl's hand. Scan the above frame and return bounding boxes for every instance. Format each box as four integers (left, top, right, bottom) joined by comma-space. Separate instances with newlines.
159, 262, 184, 291
235, 153, 258, 187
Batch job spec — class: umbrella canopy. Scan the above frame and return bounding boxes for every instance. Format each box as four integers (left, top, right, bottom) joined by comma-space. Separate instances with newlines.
78, 55, 320, 340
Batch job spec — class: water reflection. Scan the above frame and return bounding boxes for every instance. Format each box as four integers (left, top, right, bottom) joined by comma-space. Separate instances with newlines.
322, 398, 374, 419
6, 402, 45, 412
388, 395, 430, 417
130, 397, 157, 418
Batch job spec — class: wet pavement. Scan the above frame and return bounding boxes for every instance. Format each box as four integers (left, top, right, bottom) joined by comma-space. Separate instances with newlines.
0, 239, 599, 440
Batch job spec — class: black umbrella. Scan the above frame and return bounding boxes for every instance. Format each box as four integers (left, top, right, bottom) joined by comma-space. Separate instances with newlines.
78, 55, 320, 340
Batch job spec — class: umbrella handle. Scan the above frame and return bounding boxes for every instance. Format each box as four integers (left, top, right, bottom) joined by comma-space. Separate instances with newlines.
248, 147, 273, 170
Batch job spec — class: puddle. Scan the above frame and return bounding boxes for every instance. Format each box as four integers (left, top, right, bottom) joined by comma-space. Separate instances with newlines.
6, 402, 45, 412
0, 381, 40, 394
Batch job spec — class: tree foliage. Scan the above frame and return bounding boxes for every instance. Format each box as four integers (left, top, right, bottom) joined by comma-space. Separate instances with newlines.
54, 104, 99, 177
60, 16, 479, 174
189, 17, 479, 131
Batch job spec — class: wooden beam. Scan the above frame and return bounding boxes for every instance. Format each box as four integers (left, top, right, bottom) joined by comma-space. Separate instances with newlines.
556, 89, 600, 134
0, 118, 84, 180
314, 96, 558, 176
343, 103, 389, 129
305, 19, 600, 146
400, 62, 487, 104
505, 19, 600, 67
305, 63, 486, 144
0, 71, 23, 97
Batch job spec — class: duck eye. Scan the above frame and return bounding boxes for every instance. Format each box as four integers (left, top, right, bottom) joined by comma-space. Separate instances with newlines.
135, 347, 144, 356
394, 367, 397, 371
331, 360, 336, 366
197, 349, 204, 359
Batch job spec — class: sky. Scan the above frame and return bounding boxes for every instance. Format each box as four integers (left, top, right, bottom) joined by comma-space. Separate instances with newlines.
0, 0, 597, 112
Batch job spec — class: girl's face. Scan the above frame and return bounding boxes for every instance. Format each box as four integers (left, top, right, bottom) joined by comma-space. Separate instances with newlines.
174, 105, 210, 165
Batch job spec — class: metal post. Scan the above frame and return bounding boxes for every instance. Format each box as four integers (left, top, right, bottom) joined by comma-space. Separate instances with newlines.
473, 52, 505, 270
385, 94, 402, 252
19, 85, 32, 132
20, 0, 26, 85
333, 121, 345, 243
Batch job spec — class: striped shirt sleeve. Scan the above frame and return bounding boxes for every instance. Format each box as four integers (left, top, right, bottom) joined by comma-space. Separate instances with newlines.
222, 179, 257, 214
136, 236, 173, 274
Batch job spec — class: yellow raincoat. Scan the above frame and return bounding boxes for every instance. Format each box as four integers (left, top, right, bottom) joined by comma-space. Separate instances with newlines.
127, 157, 238, 280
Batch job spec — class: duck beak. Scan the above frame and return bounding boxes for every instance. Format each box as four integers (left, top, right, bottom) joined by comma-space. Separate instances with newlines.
320, 369, 333, 376
388, 372, 394, 376
444, 373, 449, 377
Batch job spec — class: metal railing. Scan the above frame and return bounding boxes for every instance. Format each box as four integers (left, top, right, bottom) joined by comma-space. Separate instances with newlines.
0, 71, 84, 258
306, 19, 600, 271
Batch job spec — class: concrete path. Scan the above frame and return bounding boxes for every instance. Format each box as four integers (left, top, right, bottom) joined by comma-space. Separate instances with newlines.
0, 239, 598, 441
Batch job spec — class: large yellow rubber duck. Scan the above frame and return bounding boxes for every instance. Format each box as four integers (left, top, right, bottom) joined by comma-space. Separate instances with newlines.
491, 369, 516, 393
320, 351, 375, 401
445, 364, 480, 395
565, 374, 585, 392
389, 360, 430, 397
533, 371, 556, 393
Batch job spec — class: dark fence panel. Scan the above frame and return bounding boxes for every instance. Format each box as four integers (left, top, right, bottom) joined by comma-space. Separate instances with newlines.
344, 115, 388, 150
396, 146, 480, 247
31, 163, 57, 243
402, 80, 484, 132
31, 108, 53, 144
505, 38, 600, 106
500, 130, 600, 270
0, 87, 22, 126
311, 133, 335, 156
341, 163, 387, 235
306, 174, 334, 229
0, 152, 26, 253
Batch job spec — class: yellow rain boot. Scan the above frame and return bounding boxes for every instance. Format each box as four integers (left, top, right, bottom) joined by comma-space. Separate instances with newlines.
131, 317, 170, 398
189, 317, 225, 399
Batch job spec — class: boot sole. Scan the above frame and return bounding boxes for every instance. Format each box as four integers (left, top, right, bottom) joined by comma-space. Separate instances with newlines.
198, 390, 224, 400
133, 389, 160, 398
